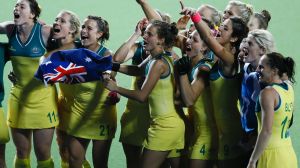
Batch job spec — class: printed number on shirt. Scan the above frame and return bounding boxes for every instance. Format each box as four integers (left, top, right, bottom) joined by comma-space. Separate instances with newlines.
99, 124, 110, 136
47, 111, 57, 123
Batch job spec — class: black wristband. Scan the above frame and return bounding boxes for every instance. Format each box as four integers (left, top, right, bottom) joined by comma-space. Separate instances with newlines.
175, 57, 190, 75
178, 69, 189, 76
112, 63, 120, 72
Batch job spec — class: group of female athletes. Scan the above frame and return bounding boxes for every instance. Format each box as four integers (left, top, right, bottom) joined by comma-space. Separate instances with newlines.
0, 0, 297, 168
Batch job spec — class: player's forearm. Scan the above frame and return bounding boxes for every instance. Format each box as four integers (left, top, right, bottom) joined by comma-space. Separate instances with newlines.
113, 33, 140, 63
248, 129, 272, 164
119, 64, 145, 76
116, 86, 147, 103
139, 1, 162, 21
179, 75, 197, 106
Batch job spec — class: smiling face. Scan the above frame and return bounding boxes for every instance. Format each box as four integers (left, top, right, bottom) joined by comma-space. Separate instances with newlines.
52, 12, 73, 39
256, 55, 273, 84
81, 18, 103, 48
142, 24, 162, 52
185, 30, 206, 58
13, 0, 35, 25
216, 19, 234, 45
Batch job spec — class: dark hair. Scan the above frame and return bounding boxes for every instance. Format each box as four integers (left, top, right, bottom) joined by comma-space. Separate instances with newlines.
254, 10, 271, 30
46, 29, 61, 51
27, 0, 41, 22
230, 16, 249, 54
266, 52, 295, 83
87, 15, 109, 44
228, 1, 253, 23
150, 20, 178, 48
155, 10, 171, 23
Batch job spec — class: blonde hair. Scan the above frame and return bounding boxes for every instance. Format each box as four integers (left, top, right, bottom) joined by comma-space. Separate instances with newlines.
198, 4, 222, 27
248, 29, 276, 54
229, 0, 253, 23
59, 10, 81, 39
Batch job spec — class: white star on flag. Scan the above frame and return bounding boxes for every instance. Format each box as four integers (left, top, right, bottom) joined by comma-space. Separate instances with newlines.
85, 57, 92, 63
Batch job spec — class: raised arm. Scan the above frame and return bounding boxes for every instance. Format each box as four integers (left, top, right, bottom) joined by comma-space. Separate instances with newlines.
118, 64, 145, 77
179, 74, 206, 106
179, 4, 235, 69
136, 0, 162, 21
176, 57, 208, 106
247, 88, 275, 168
113, 19, 146, 63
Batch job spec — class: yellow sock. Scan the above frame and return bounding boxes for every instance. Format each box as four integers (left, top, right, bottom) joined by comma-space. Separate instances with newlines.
14, 156, 31, 168
37, 158, 54, 168
61, 160, 69, 168
82, 159, 91, 168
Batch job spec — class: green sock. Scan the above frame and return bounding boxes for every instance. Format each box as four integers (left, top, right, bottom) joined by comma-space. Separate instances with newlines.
14, 156, 31, 168
82, 159, 91, 168
37, 158, 54, 168
61, 160, 69, 168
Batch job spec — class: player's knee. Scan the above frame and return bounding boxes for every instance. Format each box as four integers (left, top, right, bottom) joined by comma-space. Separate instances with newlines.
16, 148, 31, 159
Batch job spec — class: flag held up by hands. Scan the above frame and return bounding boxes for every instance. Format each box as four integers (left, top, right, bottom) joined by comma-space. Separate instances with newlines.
35, 48, 112, 85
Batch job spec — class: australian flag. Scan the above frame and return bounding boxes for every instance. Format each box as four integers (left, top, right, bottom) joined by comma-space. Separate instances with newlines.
35, 48, 112, 85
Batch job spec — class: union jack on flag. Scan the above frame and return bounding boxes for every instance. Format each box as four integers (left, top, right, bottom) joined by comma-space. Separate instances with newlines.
35, 48, 112, 85
43, 62, 87, 84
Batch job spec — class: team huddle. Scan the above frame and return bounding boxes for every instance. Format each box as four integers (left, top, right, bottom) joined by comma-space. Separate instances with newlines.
0, 0, 298, 168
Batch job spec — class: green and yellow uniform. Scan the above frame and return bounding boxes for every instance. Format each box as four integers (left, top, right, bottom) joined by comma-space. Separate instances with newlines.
209, 62, 243, 160
58, 46, 116, 140
188, 59, 217, 160
0, 43, 9, 143
256, 82, 297, 168
143, 54, 185, 151
119, 41, 150, 145
7, 23, 58, 129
